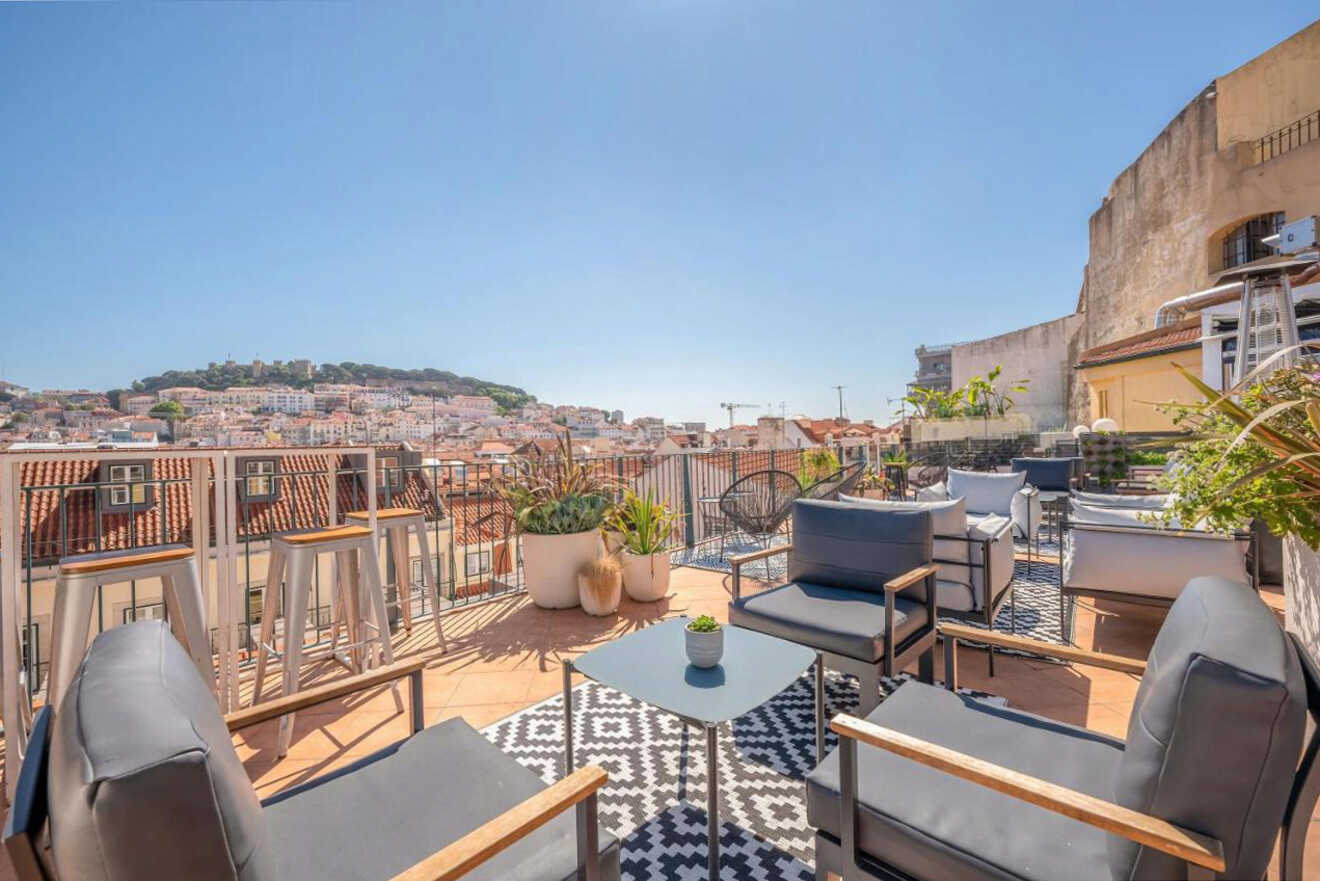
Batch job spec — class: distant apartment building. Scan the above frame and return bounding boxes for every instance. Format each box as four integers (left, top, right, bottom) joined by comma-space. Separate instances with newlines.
632, 416, 666, 442
448, 395, 498, 420
909, 345, 954, 393
0, 381, 29, 398
121, 393, 158, 416
156, 386, 215, 413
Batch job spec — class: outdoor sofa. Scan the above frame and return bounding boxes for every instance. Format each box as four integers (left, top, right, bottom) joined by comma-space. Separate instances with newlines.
4, 620, 618, 881
728, 499, 939, 715
808, 575, 1319, 881
917, 467, 1041, 545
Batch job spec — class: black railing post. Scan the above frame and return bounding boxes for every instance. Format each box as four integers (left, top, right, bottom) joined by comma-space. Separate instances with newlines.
681, 453, 695, 549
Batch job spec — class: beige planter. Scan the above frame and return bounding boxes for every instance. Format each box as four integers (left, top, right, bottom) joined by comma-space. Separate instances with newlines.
521, 531, 603, 609
578, 571, 621, 617
621, 550, 671, 602
1284, 534, 1320, 661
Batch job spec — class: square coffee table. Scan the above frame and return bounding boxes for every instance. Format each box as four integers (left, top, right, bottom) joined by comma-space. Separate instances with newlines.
562, 618, 824, 881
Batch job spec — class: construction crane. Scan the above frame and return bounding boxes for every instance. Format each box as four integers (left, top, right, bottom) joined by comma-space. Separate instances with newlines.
719, 402, 758, 429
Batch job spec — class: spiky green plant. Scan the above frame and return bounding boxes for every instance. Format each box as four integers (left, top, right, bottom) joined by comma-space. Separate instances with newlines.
495, 432, 617, 535
1157, 348, 1320, 548
605, 488, 682, 555
798, 448, 840, 487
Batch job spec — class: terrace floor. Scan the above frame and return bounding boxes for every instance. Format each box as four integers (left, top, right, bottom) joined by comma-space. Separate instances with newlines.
1, 559, 1312, 880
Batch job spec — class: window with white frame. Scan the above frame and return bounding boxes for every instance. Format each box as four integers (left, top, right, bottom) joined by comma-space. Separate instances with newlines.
245, 459, 277, 496
108, 464, 147, 506
121, 602, 165, 624
465, 550, 490, 576
378, 455, 403, 489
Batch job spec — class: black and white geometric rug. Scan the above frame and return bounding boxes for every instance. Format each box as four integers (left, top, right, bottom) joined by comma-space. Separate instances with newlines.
482, 670, 1005, 880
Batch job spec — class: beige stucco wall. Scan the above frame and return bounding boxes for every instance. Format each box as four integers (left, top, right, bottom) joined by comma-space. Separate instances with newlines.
1216, 20, 1320, 150
1076, 350, 1203, 432
951, 314, 1083, 432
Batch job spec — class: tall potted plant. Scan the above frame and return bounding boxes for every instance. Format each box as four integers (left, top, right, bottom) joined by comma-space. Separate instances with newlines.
495, 433, 613, 609
1159, 353, 1320, 655
605, 488, 681, 601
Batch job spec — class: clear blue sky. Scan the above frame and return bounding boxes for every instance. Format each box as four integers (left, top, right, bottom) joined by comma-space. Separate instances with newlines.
2, 3, 1315, 427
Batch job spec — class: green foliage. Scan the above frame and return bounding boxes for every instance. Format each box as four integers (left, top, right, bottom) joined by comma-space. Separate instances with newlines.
1126, 449, 1169, 466
1081, 432, 1129, 490
605, 488, 682, 555
149, 400, 186, 421
1156, 358, 1320, 548
687, 614, 722, 633
903, 365, 1028, 421
125, 362, 535, 409
496, 432, 616, 535
797, 448, 840, 487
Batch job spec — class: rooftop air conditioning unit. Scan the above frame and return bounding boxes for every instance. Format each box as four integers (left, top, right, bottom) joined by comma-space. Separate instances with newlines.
1278, 216, 1318, 254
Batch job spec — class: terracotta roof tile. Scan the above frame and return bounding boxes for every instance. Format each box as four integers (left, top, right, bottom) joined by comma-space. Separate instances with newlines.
1076, 317, 1201, 368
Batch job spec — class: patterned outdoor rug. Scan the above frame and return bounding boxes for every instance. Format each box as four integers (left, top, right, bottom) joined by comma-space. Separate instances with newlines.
482, 671, 1005, 881
671, 532, 1072, 648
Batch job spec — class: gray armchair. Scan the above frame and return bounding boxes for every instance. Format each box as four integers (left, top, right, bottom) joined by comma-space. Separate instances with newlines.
4, 620, 618, 881
728, 499, 939, 715
808, 576, 1320, 881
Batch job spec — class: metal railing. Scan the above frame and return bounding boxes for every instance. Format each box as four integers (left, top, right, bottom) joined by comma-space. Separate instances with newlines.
1254, 109, 1320, 164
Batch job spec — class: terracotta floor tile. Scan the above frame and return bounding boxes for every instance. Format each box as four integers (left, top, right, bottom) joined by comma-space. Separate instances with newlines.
445, 669, 536, 706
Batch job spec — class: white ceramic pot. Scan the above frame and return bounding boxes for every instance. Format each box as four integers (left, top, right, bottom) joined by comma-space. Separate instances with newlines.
685, 624, 724, 668
621, 550, 671, 602
521, 530, 603, 609
578, 571, 621, 617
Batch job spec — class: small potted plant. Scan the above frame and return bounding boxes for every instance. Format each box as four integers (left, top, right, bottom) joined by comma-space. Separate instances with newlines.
577, 555, 622, 617
685, 614, 724, 668
605, 488, 682, 602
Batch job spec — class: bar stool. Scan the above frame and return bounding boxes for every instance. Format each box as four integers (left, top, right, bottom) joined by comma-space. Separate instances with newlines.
344, 508, 446, 653
250, 524, 398, 755
47, 545, 213, 710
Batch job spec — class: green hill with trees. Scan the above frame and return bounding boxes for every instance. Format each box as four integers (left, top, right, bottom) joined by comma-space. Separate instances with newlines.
117, 362, 536, 412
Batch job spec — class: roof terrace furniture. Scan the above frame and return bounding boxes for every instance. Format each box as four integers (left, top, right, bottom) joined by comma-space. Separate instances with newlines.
250, 524, 400, 756
46, 544, 213, 710
808, 576, 1318, 881
1010, 456, 1080, 544
918, 467, 1041, 567
564, 617, 824, 881
344, 507, 446, 653
3, 620, 618, 881
728, 499, 939, 716
802, 461, 866, 502
1062, 497, 1253, 643
882, 463, 909, 500
718, 469, 802, 577
840, 494, 1016, 675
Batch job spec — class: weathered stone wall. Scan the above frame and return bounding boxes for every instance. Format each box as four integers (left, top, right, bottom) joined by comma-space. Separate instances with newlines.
1217, 19, 1320, 151
951, 314, 1083, 431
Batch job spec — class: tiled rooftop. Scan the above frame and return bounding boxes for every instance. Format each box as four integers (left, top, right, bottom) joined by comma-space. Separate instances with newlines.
1, 560, 1311, 880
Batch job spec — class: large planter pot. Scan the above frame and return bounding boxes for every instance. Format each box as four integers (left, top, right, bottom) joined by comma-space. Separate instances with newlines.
1284, 534, 1320, 661
621, 550, 671, 602
521, 530, 603, 609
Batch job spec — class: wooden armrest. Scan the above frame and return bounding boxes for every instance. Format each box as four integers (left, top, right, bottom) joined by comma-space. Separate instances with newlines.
884, 564, 938, 593
830, 716, 1225, 873
938, 623, 1145, 675
728, 544, 792, 568
387, 765, 609, 881
225, 657, 426, 732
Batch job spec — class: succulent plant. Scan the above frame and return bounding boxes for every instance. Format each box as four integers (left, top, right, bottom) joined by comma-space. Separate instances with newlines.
687, 614, 722, 633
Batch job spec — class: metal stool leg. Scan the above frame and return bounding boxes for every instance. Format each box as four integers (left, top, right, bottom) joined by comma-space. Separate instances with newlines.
357, 542, 404, 712
277, 549, 313, 757
47, 573, 99, 711
160, 558, 215, 696
388, 525, 412, 631
334, 549, 364, 673
251, 544, 286, 705
414, 519, 446, 652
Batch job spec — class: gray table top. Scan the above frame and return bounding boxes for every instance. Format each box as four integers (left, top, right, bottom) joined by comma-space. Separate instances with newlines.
571, 618, 816, 725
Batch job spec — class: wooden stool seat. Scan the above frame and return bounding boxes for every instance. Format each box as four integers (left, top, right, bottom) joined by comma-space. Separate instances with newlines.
58, 545, 195, 575
49, 544, 213, 709
344, 508, 424, 522
277, 525, 374, 546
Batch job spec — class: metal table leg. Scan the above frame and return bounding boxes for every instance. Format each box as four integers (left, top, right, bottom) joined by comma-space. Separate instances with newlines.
815, 652, 825, 764
562, 658, 575, 777
706, 722, 719, 881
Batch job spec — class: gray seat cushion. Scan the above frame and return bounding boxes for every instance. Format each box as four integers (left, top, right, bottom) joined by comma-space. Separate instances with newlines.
788, 499, 933, 602
48, 620, 276, 881
1110, 576, 1306, 880
729, 582, 929, 663
806, 682, 1122, 881
264, 717, 620, 881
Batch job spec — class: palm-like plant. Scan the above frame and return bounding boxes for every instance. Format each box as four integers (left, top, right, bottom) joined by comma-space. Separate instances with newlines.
495, 432, 617, 535
1159, 347, 1320, 548
605, 488, 683, 555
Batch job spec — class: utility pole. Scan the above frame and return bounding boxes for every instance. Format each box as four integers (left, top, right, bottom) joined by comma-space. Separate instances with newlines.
832, 385, 846, 420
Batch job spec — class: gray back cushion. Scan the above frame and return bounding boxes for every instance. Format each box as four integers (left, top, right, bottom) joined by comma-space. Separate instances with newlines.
946, 469, 1025, 515
788, 499, 932, 601
1111, 577, 1306, 880
839, 495, 971, 590
48, 620, 276, 881
1009, 457, 1075, 491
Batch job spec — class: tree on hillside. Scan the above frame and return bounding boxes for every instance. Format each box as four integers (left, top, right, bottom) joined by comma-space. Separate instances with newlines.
150, 400, 186, 421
